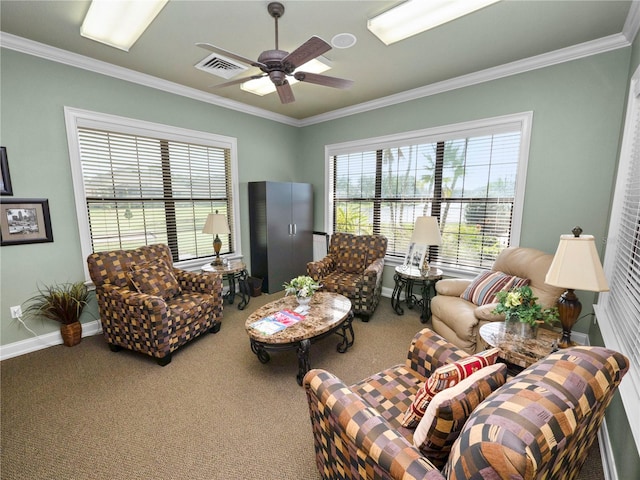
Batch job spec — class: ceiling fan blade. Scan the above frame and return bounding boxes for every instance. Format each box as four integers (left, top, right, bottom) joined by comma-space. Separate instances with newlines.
276, 81, 296, 104
282, 36, 331, 69
293, 72, 354, 89
211, 74, 266, 89
196, 42, 267, 69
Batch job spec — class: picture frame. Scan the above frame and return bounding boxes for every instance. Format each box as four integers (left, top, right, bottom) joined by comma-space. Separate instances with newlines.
404, 242, 428, 271
0, 147, 13, 196
0, 198, 54, 246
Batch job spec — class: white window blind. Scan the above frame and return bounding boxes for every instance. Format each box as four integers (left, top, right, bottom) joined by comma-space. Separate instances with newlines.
65, 107, 239, 274
595, 70, 640, 449
328, 113, 531, 273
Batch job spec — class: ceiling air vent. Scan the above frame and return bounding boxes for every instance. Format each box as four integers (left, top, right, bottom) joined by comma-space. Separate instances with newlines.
195, 53, 249, 79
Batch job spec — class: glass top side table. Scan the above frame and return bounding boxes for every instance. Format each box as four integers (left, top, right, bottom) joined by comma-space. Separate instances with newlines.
391, 266, 443, 323
202, 260, 250, 310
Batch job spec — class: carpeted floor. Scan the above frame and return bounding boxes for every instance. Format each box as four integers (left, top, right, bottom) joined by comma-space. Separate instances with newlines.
1, 291, 605, 479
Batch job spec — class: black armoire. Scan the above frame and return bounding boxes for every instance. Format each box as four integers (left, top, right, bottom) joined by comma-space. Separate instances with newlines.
248, 181, 314, 293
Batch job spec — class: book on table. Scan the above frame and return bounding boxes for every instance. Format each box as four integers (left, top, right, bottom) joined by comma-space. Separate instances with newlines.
249, 309, 305, 335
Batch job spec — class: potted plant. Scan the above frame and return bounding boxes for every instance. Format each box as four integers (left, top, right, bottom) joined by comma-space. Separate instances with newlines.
24, 281, 91, 347
493, 285, 558, 338
283, 275, 321, 306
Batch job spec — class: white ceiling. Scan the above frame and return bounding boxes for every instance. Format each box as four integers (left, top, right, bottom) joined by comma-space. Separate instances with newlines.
0, 1, 636, 123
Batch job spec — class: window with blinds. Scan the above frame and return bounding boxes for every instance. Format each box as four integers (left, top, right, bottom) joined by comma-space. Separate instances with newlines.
65, 107, 238, 270
329, 113, 530, 273
595, 70, 640, 447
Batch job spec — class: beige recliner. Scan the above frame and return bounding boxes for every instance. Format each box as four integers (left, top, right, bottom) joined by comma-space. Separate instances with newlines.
430, 247, 564, 354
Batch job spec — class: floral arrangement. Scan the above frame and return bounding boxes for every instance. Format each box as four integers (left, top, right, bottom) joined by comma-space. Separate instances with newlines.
284, 275, 321, 299
493, 285, 558, 326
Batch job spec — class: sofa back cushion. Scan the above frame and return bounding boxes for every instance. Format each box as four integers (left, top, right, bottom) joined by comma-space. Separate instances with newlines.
492, 247, 564, 309
329, 232, 388, 274
87, 244, 174, 288
413, 363, 507, 469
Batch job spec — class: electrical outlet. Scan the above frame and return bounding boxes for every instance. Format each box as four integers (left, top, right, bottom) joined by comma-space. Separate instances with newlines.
10, 305, 22, 318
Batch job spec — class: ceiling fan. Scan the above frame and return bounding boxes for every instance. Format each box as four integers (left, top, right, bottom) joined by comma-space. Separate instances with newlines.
196, 1, 354, 104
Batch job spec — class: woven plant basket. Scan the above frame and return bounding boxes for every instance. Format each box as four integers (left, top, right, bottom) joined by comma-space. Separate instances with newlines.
60, 322, 82, 347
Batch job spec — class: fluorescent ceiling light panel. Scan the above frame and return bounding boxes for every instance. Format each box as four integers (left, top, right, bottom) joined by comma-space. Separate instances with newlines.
368, 0, 501, 45
241, 57, 332, 97
81, 0, 168, 51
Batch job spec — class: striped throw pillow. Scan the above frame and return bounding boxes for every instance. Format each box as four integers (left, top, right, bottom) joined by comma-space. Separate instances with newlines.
401, 347, 500, 428
460, 270, 529, 306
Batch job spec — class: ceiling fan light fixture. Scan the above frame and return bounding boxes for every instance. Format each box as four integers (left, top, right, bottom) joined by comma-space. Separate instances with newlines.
81, 0, 168, 51
241, 57, 332, 97
368, 0, 501, 45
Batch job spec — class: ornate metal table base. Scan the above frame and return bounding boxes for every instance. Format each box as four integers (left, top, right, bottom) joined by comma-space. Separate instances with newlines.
391, 267, 443, 323
249, 311, 355, 385
224, 269, 250, 310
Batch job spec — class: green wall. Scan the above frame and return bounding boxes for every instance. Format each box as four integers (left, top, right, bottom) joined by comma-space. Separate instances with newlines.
298, 48, 630, 336
0, 48, 299, 345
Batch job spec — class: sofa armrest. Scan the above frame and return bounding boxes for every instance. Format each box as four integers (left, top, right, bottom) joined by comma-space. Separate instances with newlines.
363, 257, 385, 285
474, 303, 505, 322
405, 328, 469, 379
304, 369, 444, 480
434, 278, 470, 297
174, 268, 223, 299
307, 255, 336, 282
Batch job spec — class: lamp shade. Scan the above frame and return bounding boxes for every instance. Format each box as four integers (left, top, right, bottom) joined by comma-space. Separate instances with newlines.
202, 212, 230, 235
411, 216, 442, 245
545, 234, 609, 292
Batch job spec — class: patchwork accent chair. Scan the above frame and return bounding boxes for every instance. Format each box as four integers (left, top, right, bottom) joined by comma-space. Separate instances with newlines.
431, 246, 565, 354
304, 328, 629, 480
87, 244, 224, 366
307, 232, 387, 321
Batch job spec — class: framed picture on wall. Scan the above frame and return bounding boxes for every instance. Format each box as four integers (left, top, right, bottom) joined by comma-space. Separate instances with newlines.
0, 147, 13, 196
0, 199, 54, 246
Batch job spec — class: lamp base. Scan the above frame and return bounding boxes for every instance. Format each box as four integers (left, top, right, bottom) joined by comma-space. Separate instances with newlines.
556, 289, 581, 349
211, 258, 223, 266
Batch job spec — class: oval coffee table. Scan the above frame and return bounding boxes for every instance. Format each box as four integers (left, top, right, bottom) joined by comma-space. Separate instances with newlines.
245, 292, 354, 385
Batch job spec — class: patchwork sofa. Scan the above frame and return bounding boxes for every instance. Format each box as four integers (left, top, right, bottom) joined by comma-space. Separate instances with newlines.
307, 232, 387, 321
87, 244, 224, 365
304, 328, 629, 480
431, 247, 565, 354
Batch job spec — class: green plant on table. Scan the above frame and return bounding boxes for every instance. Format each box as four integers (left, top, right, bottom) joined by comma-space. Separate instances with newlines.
283, 275, 321, 299
493, 285, 558, 326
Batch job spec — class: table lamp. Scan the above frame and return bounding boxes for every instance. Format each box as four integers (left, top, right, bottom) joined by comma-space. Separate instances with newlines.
545, 226, 609, 348
202, 210, 230, 266
410, 216, 442, 273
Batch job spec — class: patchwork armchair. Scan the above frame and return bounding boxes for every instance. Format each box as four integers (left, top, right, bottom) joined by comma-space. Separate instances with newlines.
431, 247, 565, 354
307, 232, 387, 321
304, 328, 629, 480
87, 244, 223, 366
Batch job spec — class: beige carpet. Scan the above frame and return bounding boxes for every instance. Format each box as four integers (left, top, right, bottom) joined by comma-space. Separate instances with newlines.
1, 291, 605, 479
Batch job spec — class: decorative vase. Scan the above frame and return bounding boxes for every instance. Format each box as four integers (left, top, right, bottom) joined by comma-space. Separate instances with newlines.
505, 314, 538, 339
60, 321, 82, 347
296, 295, 312, 307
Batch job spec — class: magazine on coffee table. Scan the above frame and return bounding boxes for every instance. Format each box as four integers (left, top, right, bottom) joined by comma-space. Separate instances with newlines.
249, 309, 305, 335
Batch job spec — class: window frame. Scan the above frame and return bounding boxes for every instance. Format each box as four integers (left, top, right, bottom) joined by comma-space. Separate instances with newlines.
64, 107, 241, 280
594, 67, 640, 450
324, 112, 533, 277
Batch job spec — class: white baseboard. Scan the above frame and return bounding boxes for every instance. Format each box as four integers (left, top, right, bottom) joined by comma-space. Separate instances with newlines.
0, 320, 102, 361
599, 418, 618, 480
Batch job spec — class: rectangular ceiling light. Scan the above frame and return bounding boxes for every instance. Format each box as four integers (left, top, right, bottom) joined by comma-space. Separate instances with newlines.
368, 0, 501, 45
241, 57, 332, 97
81, 0, 168, 51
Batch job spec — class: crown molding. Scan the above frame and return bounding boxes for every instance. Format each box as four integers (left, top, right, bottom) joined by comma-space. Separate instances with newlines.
0, 30, 632, 129
299, 33, 631, 126
0, 32, 299, 127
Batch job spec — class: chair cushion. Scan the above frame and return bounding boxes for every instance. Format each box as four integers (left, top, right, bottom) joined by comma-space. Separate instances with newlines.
321, 271, 363, 297
412, 363, 507, 469
128, 261, 182, 300
460, 270, 529, 306
401, 347, 500, 428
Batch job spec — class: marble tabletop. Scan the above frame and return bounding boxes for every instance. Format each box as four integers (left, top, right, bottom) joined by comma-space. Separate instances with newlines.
245, 292, 352, 344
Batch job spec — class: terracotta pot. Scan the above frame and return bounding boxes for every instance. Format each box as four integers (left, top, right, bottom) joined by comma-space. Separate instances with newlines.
60, 321, 82, 347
